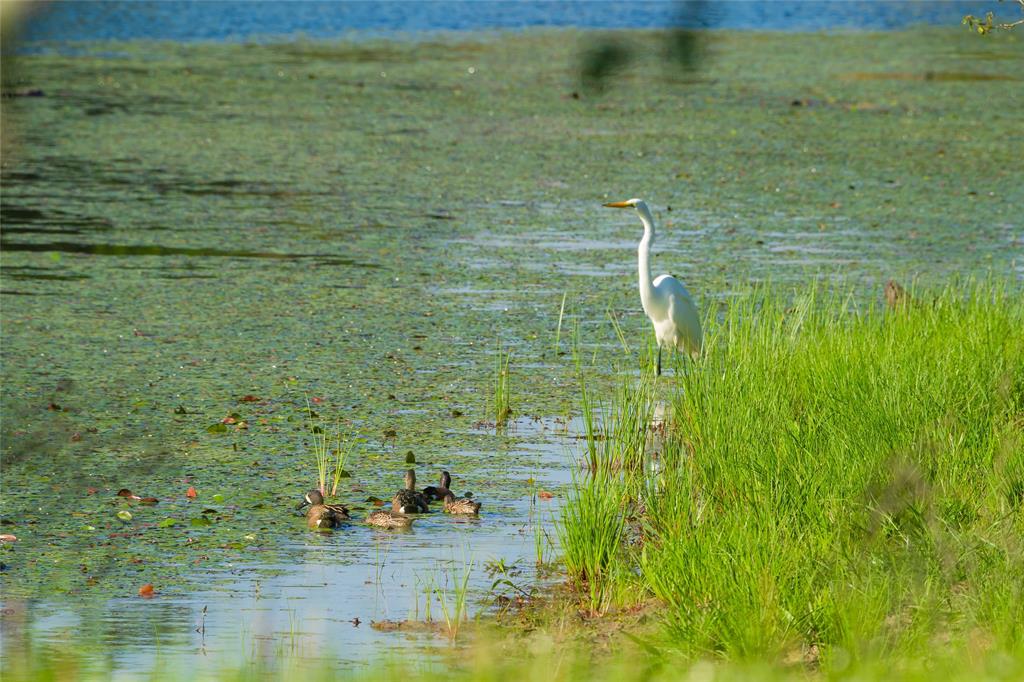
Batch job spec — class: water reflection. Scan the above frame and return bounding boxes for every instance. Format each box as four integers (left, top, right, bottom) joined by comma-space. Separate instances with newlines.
0, 416, 575, 675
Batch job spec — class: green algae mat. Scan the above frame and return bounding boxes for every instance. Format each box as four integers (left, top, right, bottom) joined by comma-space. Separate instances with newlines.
1, 27, 1021, 673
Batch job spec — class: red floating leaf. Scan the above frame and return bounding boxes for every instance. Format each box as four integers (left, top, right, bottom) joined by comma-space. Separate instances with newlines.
240, 394, 260, 402
138, 583, 155, 598
221, 416, 237, 425
186, 486, 198, 499
0, 534, 17, 543
537, 490, 555, 500
311, 396, 324, 404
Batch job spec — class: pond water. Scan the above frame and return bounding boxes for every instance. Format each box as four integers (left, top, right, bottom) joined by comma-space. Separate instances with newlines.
1, 26, 1021, 677
14, 0, 1001, 44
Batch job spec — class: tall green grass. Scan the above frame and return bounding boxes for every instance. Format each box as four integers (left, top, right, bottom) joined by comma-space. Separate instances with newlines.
559, 365, 658, 612
493, 343, 513, 427
434, 557, 474, 640
562, 280, 1024, 671
305, 400, 358, 497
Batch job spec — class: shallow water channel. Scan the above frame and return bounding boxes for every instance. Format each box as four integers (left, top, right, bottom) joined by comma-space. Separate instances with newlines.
1, 28, 1021, 675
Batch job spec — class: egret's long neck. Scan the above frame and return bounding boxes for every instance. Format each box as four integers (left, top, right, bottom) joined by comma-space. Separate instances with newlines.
636, 205, 656, 315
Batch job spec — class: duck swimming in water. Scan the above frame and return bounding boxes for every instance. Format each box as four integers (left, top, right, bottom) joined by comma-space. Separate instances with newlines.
391, 469, 430, 514
366, 509, 416, 529
298, 489, 350, 530
442, 492, 481, 515
421, 471, 454, 502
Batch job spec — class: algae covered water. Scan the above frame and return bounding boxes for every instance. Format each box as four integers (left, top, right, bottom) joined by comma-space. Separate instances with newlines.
1, 25, 1022, 676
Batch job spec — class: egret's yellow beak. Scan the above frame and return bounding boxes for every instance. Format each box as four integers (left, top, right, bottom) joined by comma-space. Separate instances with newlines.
603, 201, 632, 208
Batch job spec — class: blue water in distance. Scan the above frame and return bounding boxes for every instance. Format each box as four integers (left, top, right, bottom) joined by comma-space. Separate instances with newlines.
17, 1, 995, 43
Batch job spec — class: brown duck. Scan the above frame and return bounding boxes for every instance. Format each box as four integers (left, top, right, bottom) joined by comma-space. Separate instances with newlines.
443, 492, 481, 515
421, 471, 454, 502
298, 489, 350, 529
366, 509, 416, 529
391, 469, 430, 514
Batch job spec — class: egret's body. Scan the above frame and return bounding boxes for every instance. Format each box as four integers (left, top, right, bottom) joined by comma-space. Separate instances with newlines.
604, 199, 702, 374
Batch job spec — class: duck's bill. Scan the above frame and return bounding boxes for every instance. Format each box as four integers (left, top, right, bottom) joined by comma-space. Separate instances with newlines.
296, 499, 310, 510
603, 201, 632, 208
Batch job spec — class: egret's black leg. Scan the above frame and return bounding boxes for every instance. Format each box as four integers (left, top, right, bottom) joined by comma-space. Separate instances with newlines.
656, 346, 662, 376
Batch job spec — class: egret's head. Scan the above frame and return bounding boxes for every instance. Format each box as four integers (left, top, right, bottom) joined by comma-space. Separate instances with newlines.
603, 198, 647, 212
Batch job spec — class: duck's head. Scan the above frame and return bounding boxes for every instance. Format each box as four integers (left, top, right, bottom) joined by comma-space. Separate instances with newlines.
404, 469, 417, 489
298, 489, 324, 509
440, 471, 452, 489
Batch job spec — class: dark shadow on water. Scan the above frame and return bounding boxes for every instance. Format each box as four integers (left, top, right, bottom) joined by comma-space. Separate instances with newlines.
0, 290, 60, 296
663, 0, 708, 73
578, 0, 709, 93
579, 39, 632, 93
0, 240, 376, 266
4, 270, 90, 281
0, 203, 115, 234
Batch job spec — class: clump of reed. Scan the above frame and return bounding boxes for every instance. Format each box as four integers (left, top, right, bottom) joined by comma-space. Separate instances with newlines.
493, 343, 513, 427
306, 399, 359, 497
434, 558, 474, 640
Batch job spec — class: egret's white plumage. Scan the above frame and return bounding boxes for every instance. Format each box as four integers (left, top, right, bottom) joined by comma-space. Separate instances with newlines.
603, 198, 702, 374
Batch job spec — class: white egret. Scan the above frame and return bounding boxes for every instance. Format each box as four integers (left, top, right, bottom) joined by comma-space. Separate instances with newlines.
603, 198, 702, 375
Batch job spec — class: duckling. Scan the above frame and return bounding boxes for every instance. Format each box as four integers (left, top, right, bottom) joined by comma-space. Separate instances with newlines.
366, 509, 416, 529
421, 471, 454, 502
443, 492, 481, 515
391, 469, 430, 514
298, 489, 350, 530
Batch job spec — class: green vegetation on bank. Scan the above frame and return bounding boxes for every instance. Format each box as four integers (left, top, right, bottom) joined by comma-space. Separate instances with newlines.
560, 279, 1024, 675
